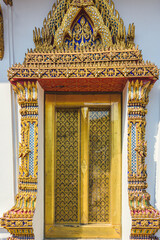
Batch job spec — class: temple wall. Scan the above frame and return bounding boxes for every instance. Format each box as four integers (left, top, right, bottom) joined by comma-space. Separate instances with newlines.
33, 84, 44, 240
114, 0, 160, 210
0, 0, 160, 239
0, 83, 14, 238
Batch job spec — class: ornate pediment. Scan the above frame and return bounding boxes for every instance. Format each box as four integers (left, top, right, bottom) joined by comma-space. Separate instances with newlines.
53, 7, 112, 50
7, 0, 158, 85
33, 0, 135, 52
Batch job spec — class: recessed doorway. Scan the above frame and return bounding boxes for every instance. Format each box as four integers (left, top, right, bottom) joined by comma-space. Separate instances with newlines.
45, 94, 121, 239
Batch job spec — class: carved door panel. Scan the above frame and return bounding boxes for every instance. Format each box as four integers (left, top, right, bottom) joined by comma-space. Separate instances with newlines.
45, 94, 121, 239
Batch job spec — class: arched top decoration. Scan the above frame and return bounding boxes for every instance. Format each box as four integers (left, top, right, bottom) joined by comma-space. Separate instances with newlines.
8, 0, 158, 92
33, 0, 134, 52
53, 5, 112, 49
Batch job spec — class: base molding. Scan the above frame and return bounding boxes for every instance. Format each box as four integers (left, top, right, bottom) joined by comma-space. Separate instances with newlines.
130, 236, 159, 240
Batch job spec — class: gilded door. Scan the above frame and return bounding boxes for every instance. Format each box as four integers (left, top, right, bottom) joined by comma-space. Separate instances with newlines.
45, 94, 121, 239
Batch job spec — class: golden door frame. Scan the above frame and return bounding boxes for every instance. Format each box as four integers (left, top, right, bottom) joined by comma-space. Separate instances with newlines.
45, 94, 121, 238
0, 0, 160, 240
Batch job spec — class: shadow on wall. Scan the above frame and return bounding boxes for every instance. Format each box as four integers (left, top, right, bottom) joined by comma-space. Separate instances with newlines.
146, 81, 160, 206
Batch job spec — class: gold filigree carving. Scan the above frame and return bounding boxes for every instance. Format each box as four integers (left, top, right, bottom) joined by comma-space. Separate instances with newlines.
32, 0, 134, 52
128, 80, 160, 239
0, 81, 38, 240
8, 49, 159, 82
19, 165, 29, 178
19, 140, 30, 158
65, 16, 101, 50
135, 141, 147, 158
0, 4, 4, 60
3, 0, 12, 6
53, 5, 112, 50
71, 0, 94, 7
127, 23, 135, 49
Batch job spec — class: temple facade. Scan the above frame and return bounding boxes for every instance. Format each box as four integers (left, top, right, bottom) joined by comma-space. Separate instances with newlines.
0, 0, 160, 240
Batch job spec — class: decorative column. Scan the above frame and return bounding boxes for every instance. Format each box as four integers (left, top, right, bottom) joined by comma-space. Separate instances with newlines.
128, 80, 160, 240
1, 81, 38, 240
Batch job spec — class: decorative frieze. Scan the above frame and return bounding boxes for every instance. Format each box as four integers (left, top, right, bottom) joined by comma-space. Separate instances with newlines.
8, 50, 159, 83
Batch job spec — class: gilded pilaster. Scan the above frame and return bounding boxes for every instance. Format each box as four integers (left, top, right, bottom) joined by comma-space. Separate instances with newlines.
0, 81, 38, 240
128, 80, 160, 240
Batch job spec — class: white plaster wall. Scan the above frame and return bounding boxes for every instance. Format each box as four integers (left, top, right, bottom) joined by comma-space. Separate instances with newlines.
0, 83, 14, 238
0, 2, 14, 237
0, 1, 55, 238
33, 83, 44, 240
122, 82, 131, 239
114, 0, 160, 208
0, 1, 10, 82
114, 0, 160, 237
0, 0, 160, 239
12, 0, 54, 64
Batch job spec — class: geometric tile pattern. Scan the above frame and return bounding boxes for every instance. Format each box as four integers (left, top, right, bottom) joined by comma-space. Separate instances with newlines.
55, 108, 79, 224
29, 122, 35, 177
88, 109, 110, 223
131, 124, 137, 173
